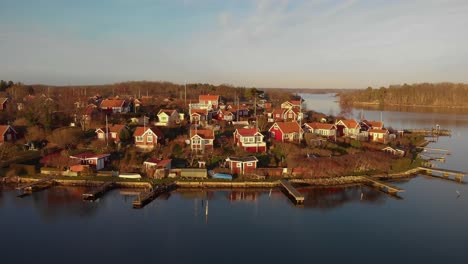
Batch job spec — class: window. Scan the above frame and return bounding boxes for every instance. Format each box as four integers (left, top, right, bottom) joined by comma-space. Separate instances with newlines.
204, 139, 210, 144
255, 136, 262, 142
193, 139, 201, 145
111, 132, 117, 139
247, 162, 253, 166
236, 163, 241, 168
147, 136, 153, 142
136, 136, 143, 142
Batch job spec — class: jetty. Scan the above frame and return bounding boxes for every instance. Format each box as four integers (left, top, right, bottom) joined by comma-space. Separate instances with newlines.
133, 183, 177, 209
16, 177, 55, 196
419, 167, 467, 183
361, 176, 404, 196
279, 179, 305, 204
408, 128, 451, 136
82, 182, 115, 201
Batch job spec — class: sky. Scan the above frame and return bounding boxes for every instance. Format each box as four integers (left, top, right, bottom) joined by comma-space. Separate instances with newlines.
1, 0, 468, 89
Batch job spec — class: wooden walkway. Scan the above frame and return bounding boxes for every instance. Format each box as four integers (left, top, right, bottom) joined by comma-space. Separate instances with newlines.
279, 179, 305, 204
419, 167, 466, 182
133, 183, 177, 209
82, 182, 115, 201
361, 176, 404, 195
16, 177, 55, 196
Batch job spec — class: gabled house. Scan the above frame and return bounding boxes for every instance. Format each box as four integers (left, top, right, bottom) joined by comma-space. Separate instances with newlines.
0, 97, 8, 111
361, 120, 384, 131
229, 105, 250, 118
0, 125, 18, 144
233, 128, 266, 152
268, 108, 303, 122
133, 126, 164, 149
156, 109, 180, 126
69, 152, 110, 171
190, 108, 212, 125
95, 124, 128, 143
100, 99, 130, 113
281, 100, 302, 109
216, 109, 235, 122
190, 128, 214, 153
368, 128, 389, 143
303, 122, 337, 140
199, 94, 220, 109
335, 119, 361, 138
268, 122, 303, 142
143, 158, 172, 179
225, 156, 258, 175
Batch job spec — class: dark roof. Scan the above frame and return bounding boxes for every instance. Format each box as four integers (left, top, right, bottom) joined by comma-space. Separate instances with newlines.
226, 156, 258, 162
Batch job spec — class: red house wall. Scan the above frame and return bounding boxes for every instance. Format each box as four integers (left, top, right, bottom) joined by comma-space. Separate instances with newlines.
269, 127, 283, 141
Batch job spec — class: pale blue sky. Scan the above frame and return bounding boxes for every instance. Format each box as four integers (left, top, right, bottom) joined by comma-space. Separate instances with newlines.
1, 0, 467, 88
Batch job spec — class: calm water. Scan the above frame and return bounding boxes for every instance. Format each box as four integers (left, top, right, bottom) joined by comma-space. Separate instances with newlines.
1, 94, 468, 264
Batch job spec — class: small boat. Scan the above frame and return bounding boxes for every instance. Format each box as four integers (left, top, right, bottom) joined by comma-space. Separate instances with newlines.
211, 171, 233, 180
118, 173, 142, 180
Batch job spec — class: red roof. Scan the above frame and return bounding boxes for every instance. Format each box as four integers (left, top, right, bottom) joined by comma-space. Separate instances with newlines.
190, 109, 208, 115
290, 100, 302, 106
236, 128, 260, 137
306, 122, 336, 130
133, 126, 164, 138
0, 97, 7, 110
108, 124, 126, 133
0, 125, 16, 136
144, 158, 171, 167
369, 128, 389, 134
271, 122, 303, 134
337, 119, 359, 128
70, 152, 110, 159
199, 95, 219, 101
190, 129, 214, 139
100, 99, 125, 108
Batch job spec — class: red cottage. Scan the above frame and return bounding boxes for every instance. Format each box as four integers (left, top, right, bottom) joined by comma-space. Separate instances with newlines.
233, 128, 266, 152
0, 125, 18, 144
133, 126, 164, 150
268, 122, 303, 142
225, 156, 258, 175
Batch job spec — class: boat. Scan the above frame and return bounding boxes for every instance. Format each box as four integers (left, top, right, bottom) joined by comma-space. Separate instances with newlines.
209, 170, 233, 180
118, 173, 142, 180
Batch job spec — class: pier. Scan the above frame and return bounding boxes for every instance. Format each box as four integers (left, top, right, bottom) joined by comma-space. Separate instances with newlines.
408, 128, 451, 136
82, 182, 115, 201
279, 179, 305, 204
133, 183, 177, 208
419, 167, 467, 183
16, 177, 55, 196
361, 176, 404, 195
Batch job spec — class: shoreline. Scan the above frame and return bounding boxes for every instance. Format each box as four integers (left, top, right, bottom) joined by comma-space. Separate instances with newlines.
3, 167, 421, 190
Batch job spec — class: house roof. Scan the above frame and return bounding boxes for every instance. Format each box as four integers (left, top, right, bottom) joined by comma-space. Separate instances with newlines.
226, 156, 258, 162
363, 120, 384, 128
199, 95, 219, 101
0, 97, 7, 105
100, 99, 125, 108
337, 119, 359, 128
289, 100, 302, 106
0, 125, 17, 136
190, 128, 214, 139
305, 122, 336, 130
70, 152, 110, 159
271, 122, 303, 134
158, 109, 176, 116
133, 126, 164, 138
369, 128, 389, 134
190, 108, 208, 115
108, 124, 126, 133
235, 128, 260, 137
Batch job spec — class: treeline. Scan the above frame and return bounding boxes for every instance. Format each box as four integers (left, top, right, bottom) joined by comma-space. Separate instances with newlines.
339, 83, 468, 107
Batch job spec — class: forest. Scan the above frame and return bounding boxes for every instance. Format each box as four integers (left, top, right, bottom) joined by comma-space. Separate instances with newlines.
339, 83, 468, 108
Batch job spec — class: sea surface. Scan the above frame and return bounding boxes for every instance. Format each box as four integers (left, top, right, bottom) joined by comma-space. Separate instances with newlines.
1, 94, 468, 264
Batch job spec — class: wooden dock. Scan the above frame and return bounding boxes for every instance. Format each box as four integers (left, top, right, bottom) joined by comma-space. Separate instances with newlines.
419, 167, 467, 183
16, 177, 55, 196
279, 179, 305, 204
408, 129, 451, 136
361, 176, 404, 195
82, 182, 115, 201
133, 183, 177, 209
